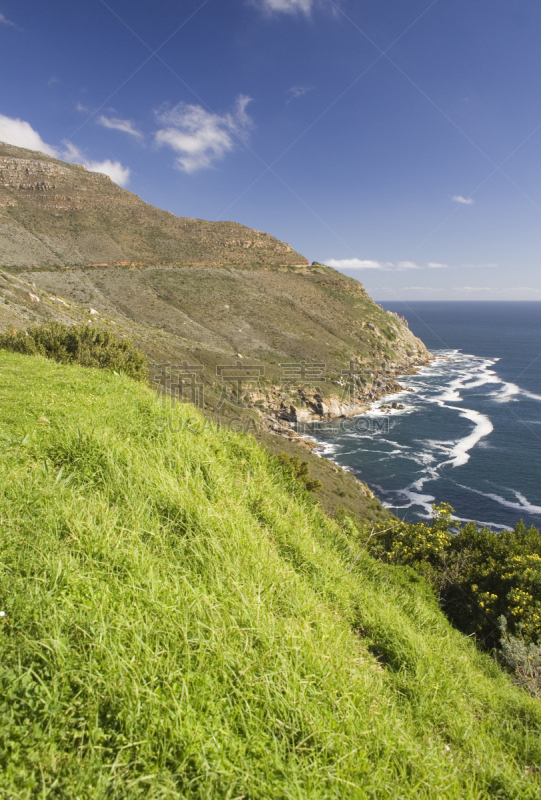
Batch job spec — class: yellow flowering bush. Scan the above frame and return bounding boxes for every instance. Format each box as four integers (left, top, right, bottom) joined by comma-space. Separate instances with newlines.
366, 505, 541, 649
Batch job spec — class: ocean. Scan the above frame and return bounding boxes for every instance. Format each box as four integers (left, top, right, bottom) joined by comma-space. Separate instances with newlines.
310, 301, 541, 531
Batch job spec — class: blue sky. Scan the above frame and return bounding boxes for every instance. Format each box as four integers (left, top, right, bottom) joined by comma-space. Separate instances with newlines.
1, 0, 540, 299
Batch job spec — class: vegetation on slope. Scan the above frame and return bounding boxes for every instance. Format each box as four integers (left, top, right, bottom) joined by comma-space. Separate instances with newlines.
0, 142, 307, 268
359, 504, 541, 695
4, 261, 428, 395
0, 321, 147, 382
258, 429, 391, 526
364, 504, 541, 647
1, 352, 541, 798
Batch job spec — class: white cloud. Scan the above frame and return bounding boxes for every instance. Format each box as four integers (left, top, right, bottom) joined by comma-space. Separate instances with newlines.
287, 85, 314, 103
458, 286, 541, 293
391, 286, 541, 295
0, 113, 57, 155
87, 158, 130, 185
399, 286, 442, 292
0, 113, 131, 186
155, 95, 252, 173
325, 258, 391, 270
371, 284, 541, 301
325, 258, 422, 271
62, 142, 130, 186
255, 0, 335, 14
257, 0, 314, 13
452, 195, 474, 205
0, 12, 15, 26
97, 115, 143, 139
427, 262, 448, 269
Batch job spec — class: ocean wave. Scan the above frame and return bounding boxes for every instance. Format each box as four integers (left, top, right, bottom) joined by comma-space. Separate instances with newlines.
488, 382, 521, 403
455, 483, 541, 515
393, 489, 436, 517
522, 389, 541, 403
439, 406, 494, 467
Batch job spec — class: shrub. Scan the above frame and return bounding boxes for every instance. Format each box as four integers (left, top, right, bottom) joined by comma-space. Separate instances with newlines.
0, 322, 148, 382
364, 504, 541, 649
499, 617, 541, 697
277, 452, 323, 492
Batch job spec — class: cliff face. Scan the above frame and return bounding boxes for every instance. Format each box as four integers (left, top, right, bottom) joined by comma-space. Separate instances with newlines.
0, 143, 307, 268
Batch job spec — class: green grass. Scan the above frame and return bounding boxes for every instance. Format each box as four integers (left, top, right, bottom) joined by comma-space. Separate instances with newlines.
1, 351, 541, 799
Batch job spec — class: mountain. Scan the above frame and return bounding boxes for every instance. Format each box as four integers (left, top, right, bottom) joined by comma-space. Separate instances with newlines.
0, 143, 429, 426
0, 142, 307, 268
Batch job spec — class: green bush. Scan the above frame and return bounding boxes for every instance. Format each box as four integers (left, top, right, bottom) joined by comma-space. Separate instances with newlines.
277, 452, 323, 492
499, 617, 541, 697
0, 322, 148, 382
363, 503, 541, 649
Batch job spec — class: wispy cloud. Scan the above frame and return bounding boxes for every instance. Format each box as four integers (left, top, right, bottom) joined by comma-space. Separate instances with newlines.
398, 261, 422, 271
324, 258, 438, 271
0, 113, 131, 186
325, 258, 392, 270
255, 0, 336, 15
397, 286, 442, 292
0, 12, 15, 26
328, 258, 496, 273
458, 286, 541, 293
452, 195, 474, 205
371, 284, 541, 301
287, 85, 314, 104
97, 114, 143, 139
62, 141, 131, 186
155, 95, 252, 173
256, 0, 314, 13
394, 286, 541, 294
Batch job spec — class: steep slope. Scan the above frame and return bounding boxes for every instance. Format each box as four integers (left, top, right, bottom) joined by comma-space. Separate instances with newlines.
0, 142, 307, 268
1, 352, 540, 799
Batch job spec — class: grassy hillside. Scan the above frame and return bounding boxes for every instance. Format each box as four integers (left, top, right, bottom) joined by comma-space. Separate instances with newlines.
1, 352, 541, 798
0, 263, 428, 409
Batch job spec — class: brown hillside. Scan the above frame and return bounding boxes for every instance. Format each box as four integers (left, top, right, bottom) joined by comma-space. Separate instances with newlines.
0, 143, 307, 268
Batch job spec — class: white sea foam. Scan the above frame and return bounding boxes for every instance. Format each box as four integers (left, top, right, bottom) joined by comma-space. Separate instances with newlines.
455, 483, 541, 515
378, 439, 411, 450
522, 389, 541, 403
410, 465, 440, 490
439, 406, 494, 467
397, 489, 436, 517
488, 382, 521, 403
452, 515, 512, 531
311, 345, 540, 526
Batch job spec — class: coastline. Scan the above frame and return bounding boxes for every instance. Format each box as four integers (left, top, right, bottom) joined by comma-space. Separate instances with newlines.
257, 352, 432, 449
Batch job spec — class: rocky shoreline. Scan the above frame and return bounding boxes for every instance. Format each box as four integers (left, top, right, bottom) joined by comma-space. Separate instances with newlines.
247, 353, 432, 449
